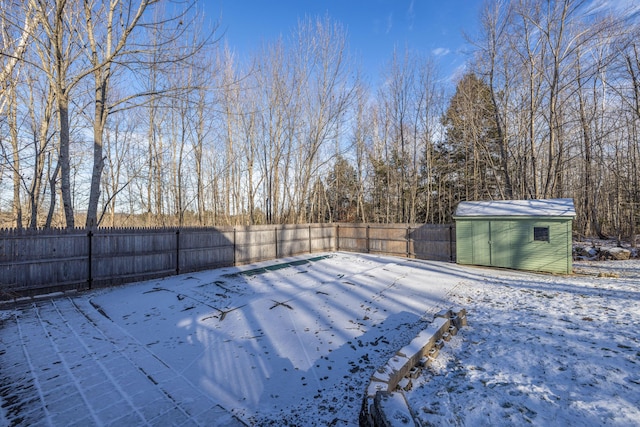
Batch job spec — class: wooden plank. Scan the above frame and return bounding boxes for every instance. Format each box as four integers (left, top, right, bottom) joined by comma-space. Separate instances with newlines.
0, 229, 88, 298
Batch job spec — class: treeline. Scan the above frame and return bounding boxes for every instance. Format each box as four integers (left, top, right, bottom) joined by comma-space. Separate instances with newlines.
0, 0, 638, 243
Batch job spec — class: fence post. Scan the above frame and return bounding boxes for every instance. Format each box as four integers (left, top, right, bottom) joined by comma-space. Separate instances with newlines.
336, 224, 340, 251
308, 225, 312, 254
449, 225, 454, 262
366, 224, 370, 253
406, 226, 410, 258
176, 229, 180, 275
87, 230, 93, 290
233, 228, 237, 266
274, 227, 278, 258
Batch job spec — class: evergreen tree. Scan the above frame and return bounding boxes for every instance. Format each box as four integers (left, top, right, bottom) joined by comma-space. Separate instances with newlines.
326, 155, 359, 222
437, 72, 502, 205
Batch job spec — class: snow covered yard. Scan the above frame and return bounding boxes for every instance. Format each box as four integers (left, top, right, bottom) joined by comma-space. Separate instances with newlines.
408, 260, 640, 426
1, 253, 639, 427
1, 252, 469, 426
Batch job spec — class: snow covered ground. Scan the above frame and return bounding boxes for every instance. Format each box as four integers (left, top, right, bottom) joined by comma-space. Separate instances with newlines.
1, 252, 467, 426
408, 259, 640, 426
1, 252, 639, 426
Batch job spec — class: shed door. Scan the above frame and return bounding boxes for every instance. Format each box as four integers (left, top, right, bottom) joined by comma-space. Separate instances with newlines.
471, 220, 511, 268
472, 221, 491, 265
490, 221, 511, 268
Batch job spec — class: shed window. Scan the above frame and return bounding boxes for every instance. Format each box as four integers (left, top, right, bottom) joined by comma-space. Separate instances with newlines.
533, 226, 549, 242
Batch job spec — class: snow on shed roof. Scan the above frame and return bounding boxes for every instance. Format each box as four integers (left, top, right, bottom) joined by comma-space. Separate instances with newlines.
454, 198, 575, 218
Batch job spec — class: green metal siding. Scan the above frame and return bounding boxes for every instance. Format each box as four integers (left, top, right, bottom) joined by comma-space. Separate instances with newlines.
455, 221, 474, 265
472, 221, 491, 265
491, 221, 511, 268
455, 217, 573, 274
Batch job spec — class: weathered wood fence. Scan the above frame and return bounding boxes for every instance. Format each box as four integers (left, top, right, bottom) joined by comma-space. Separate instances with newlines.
0, 223, 454, 300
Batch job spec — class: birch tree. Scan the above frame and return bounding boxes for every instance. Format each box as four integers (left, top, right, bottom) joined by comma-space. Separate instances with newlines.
0, 0, 36, 115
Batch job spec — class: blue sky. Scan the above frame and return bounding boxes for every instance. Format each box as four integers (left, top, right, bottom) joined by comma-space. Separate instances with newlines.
205, 1, 483, 85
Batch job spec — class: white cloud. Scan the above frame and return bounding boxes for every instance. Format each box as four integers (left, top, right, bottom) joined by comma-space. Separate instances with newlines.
447, 63, 467, 84
386, 13, 393, 34
587, 0, 640, 19
432, 47, 451, 57
407, 0, 415, 31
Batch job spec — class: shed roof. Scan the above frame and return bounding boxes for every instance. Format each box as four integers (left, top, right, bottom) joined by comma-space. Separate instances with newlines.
454, 198, 575, 218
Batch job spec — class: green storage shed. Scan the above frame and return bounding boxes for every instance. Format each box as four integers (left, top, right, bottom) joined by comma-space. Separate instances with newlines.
453, 198, 575, 274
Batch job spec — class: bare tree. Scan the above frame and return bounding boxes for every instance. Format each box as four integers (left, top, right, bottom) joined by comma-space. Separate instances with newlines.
290, 16, 355, 223
351, 77, 371, 223
612, 32, 640, 245
0, 0, 35, 115
512, 0, 546, 198
7, 75, 22, 228
83, 0, 158, 227
416, 56, 444, 223
382, 48, 415, 222
475, 0, 514, 199
25, 72, 57, 228
255, 39, 294, 224
191, 53, 216, 225
31, 0, 84, 228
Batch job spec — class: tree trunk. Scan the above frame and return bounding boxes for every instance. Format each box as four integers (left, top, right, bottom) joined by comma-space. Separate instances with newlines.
9, 88, 23, 229
45, 160, 60, 228
57, 93, 75, 228
86, 70, 108, 227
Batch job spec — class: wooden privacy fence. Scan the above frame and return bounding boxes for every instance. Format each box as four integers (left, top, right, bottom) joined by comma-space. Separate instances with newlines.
0, 223, 454, 300
336, 224, 455, 262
